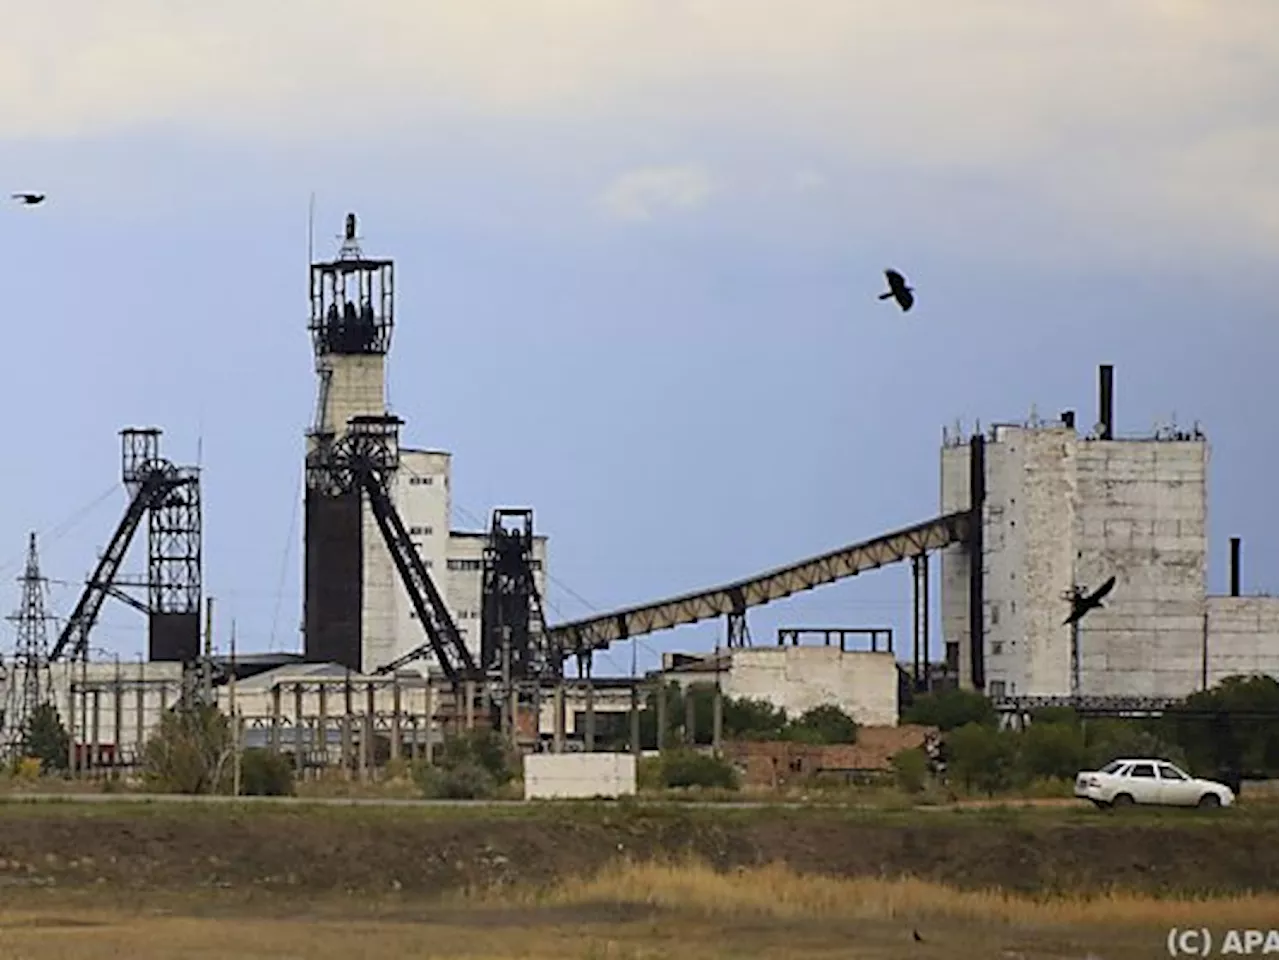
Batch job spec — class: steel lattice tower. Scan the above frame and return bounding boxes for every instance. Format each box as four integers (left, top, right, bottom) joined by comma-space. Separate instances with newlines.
4, 533, 53, 752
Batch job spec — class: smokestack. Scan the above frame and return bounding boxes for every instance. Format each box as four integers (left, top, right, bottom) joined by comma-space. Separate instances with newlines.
1060, 410, 1076, 429
1098, 365, 1114, 440
1229, 537, 1241, 597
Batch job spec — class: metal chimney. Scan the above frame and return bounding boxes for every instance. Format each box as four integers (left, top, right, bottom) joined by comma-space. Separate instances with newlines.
1060, 410, 1076, 429
1229, 537, 1241, 597
1098, 365, 1114, 440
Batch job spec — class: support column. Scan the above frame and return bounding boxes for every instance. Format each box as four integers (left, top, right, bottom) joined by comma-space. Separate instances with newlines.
464, 680, 476, 731
363, 682, 376, 779
134, 680, 145, 769
423, 682, 435, 765
112, 675, 123, 779
341, 675, 354, 779
553, 679, 566, 754
912, 553, 930, 692
656, 682, 667, 752
67, 681, 77, 777
584, 680, 596, 753
683, 686, 696, 746
293, 683, 305, 775
270, 685, 282, 755
390, 680, 402, 762
317, 684, 328, 771
629, 682, 641, 756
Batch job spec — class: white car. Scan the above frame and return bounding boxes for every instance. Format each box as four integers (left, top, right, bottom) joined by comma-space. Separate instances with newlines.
1074, 758, 1235, 810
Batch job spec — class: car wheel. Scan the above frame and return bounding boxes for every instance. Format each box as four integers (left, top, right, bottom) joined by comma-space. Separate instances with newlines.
1111, 793, 1135, 809
1197, 793, 1222, 809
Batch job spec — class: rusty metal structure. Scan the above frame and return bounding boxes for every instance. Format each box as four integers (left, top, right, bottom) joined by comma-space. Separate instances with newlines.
49, 428, 202, 664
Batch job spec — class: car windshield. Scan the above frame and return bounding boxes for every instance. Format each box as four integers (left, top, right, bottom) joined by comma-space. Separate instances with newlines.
1100, 761, 1126, 774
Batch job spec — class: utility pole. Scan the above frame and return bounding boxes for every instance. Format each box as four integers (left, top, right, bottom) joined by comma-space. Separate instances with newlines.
230, 619, 240, 797
3, 533, 55, 758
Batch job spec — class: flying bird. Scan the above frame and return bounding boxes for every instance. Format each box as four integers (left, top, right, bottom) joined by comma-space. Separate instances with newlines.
878, 268, 914, 312
1063, 575, 1117, 626
10, 193, 45, 205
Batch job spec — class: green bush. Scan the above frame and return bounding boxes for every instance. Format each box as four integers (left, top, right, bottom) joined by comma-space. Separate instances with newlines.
782, 705, 859, 745
891, 747, 929, 794
903, 690, 995, 731
636, 756, 664, 791
19, 703, 70, 773
660, 749, 739, 790
946, 722, 1019, 795
1017, 720, 1087, 781
415, 759, 497, 799
239, 748, 295, 796
143, 702, 234, 795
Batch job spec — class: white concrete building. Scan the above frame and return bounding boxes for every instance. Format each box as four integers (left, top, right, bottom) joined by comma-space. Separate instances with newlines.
940, 367, 1277, 699
659, 646, 900, 727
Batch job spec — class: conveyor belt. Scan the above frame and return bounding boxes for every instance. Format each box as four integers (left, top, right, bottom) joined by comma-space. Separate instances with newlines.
547, 510, 971, 653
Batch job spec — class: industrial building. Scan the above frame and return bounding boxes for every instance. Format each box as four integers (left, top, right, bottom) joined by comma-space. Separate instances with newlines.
302, 215, 547, 676
939, 365, 1278, 699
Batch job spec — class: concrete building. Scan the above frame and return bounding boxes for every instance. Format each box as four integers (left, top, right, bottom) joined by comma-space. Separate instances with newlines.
302, 216, 548, 675
940, 366, 1278, 699
659, 645, 900, 727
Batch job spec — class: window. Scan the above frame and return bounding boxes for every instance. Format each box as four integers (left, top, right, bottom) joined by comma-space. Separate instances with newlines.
990, 604, 1000, 626
991, 642, 1003, 656
1158, 764, 1187, 781
408, 476, 435, 486
409, 525, 434, 536
530, 559, 543, 570
447, 558, 484, 572
1128, 763, 1157, 779
1101, 760, 1126, 775
988, 680, 1006, 698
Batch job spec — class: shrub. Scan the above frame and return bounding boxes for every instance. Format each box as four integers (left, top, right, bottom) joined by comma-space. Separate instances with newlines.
240, 748, 295, 796
903, 690, 995, 731
143, 702, 234, 795
946, 722, 1019, 795
20, 703, 70, 773
891, 747, 929, 794
636, 756, 664, 791
660, 749, 739, 790
1017, 720, 1088, 781
415, 759, 497, 799
10, 756, 43, 781
782, 705, 860, 745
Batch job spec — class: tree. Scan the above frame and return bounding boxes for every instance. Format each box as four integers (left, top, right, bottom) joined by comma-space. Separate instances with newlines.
782, 705, 859, 744
20, 703, 70, 773
891, 747, 929, 794
1017, 719, 1087, 781
946, 722, 1018, 795
903, 689, 995, 731
1160, 675, 1279, 778
143, 702, 234, 794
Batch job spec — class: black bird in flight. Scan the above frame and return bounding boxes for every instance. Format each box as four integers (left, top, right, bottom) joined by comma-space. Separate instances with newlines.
878, 268, 914, 312
10, 193, 45, 205
1063, 575, 1117, 626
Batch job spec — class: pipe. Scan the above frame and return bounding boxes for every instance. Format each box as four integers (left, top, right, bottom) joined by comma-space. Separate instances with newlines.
1098, 365, 1114, 440
1229, 537, 1241, 597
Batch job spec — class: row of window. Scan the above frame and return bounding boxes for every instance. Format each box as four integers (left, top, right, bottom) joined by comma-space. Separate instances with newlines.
409, 609, 481, 621
409, 525, 434, 536
445, 558, 543, 572
407, 476, 435, 486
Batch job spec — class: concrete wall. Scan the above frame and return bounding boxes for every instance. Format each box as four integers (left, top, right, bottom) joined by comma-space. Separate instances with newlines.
722, 647, 899, 727
522, 752, 637, 799
1205, 596, 1280, 686
1073, 440, 1207, 697
388, 449, 454, 668
940, 421, 1213, 699
939, 441, 972, 686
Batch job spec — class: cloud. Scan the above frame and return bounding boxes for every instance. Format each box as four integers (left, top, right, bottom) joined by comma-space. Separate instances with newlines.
598, 165, 716, 222
0, 0, 1273, 262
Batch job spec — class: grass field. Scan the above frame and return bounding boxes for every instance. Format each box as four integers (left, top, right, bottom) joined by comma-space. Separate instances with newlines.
0, 796, 1274, 958
0, 859, 1274, 959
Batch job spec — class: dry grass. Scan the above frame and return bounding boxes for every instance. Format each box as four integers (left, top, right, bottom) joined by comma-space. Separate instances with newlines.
0, 860, 1272, 960
490, 858, 1277, 927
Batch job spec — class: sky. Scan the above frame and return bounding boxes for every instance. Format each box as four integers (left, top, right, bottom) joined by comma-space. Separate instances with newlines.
1, 0, 1276, 678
